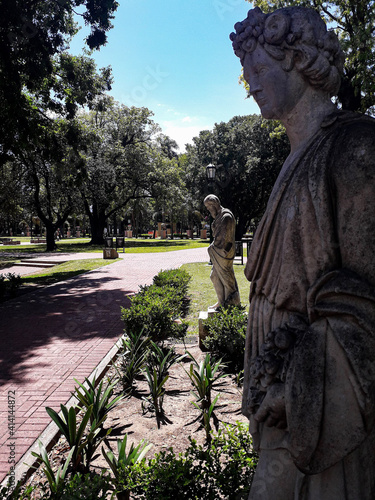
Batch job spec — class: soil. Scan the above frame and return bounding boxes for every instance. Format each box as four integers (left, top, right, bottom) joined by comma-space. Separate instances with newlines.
24, 341, 247, 497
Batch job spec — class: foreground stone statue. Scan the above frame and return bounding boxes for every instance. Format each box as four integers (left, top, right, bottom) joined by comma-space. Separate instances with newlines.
204, 195, 240, 309
231, 7, 375, 500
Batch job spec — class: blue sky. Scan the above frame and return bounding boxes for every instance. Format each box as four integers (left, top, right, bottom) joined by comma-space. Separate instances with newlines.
70, 0, 260, 151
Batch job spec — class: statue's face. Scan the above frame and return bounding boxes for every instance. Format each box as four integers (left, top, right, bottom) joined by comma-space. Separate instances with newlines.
205, 202, 220, 218
243, 45, 308, 121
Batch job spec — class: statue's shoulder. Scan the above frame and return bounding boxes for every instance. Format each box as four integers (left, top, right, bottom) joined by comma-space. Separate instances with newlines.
322, 110, 375, 136
221, 208, 235, 219
319, 111, 375, 185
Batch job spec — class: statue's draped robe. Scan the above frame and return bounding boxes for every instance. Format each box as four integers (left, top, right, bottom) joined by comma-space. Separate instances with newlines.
243, 112, 375, 499
208, 208, 239, 304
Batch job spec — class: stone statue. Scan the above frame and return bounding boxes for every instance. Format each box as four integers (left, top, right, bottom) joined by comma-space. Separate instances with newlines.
231, 7, 375, 500
204, 195, 240, 309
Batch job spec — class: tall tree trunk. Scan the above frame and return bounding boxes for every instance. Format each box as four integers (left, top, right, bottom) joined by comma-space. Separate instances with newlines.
45, 221, 57, 251
89, 213, 106, 245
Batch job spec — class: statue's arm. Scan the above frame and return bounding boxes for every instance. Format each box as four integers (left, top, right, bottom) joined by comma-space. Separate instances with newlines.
212, 214, 234, 252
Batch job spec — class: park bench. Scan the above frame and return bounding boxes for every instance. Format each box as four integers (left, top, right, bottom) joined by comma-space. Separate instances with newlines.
30, 238, 47, 243
0, 238, 21, 245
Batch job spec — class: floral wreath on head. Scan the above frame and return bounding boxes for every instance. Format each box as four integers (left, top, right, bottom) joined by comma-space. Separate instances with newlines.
230, 6, 344, 96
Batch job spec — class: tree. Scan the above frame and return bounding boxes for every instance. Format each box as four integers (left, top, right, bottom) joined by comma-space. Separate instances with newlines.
0, 161, 25, 235
20, 119, 85, 251
247, 0, 375, 114
0, 0, 118, 160
185, 115, 289, 237
79, 100, 181, 244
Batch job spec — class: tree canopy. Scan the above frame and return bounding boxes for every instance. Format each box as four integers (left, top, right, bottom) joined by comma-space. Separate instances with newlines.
247, 0, 375, 114
78, 99, 183, 244
185, 114, 290, 237
0, 0, 118, 159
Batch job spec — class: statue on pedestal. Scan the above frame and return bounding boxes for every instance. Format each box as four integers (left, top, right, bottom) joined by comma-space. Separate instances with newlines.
231, 6, 375, 499
204, 195, 240, 310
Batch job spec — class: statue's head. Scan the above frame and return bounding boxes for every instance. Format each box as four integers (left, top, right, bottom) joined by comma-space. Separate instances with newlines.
230, 7, 344, 98
204, 194, 222, 217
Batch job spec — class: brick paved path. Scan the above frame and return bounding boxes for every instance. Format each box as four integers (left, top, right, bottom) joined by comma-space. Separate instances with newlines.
0, 247, 208, 484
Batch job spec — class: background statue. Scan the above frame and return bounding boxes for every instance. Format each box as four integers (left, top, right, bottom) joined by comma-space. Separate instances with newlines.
231, 6, 375, 500
204, 195, 240, 309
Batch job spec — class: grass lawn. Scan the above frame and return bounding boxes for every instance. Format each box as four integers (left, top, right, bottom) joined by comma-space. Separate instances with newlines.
0, 238, 209, 270
21, 258, 121, 288
181, 261, 250, 335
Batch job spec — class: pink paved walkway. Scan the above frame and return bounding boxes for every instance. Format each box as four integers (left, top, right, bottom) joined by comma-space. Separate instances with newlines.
0, 247, 208, 484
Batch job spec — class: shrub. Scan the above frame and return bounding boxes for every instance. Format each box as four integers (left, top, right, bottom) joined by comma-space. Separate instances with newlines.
152, 268, 191, 289
0, 272, 22, 301
153, 269, 191, 316
121, 287, 188, 343
55, 471, 113, 499
102, 434, 152, 499
202, 306, 247, 372
120, 422, 258, 499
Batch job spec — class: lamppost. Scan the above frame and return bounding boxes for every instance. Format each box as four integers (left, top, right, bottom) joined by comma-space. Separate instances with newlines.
206, 163, 216, 184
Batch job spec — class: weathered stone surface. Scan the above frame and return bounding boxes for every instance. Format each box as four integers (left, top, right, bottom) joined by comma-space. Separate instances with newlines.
231, 6, 375, 499
204, 195, 240, 310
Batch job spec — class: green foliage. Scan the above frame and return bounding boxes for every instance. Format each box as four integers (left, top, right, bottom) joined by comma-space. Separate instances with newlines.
0, 481, 34, 499
30, 440, 75, 497
249, 0, 375, 114
45, 403, 109, 472
53, 471, 113, 500
185, 352, 228, 442
185, 352, 228, 407
0, 0, 117, 157
185, 115, 289, 235
118, 422, 258, 499
102, 434, 152, 485
142, 366, 169, 417
153, 268, 192, 316
115, 331, 151, 393
202, 305, 247, 372
121, 283, 188, 343
0, 272, 21, 300
147, 341, 185, 380
141, 342, 185, 418
25, 444, 113, 500
74, 373, 124, 430
79, 102, 184, 245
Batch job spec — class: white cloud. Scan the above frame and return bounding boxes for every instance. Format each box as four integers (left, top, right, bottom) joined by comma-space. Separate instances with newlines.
182, 116, 192, 123
161, 120, 212, 152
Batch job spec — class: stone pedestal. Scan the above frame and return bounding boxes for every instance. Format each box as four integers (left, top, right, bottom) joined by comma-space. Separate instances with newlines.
198, 308, 218, 351
103, 248, 119, 259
